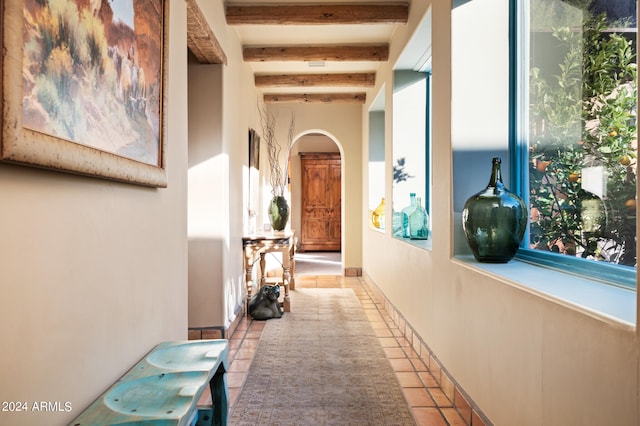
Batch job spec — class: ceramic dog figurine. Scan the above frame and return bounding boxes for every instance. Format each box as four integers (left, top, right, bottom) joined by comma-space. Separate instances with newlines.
248, 285, 283, 320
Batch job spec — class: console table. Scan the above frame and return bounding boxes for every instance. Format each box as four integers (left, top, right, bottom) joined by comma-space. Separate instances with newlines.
242, 232, 295, 313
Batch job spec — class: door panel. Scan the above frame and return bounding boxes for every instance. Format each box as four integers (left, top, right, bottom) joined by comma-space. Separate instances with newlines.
300, 153, 341, 251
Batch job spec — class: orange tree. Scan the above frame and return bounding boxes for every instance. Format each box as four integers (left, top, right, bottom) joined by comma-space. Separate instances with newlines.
528, 14, 637, 266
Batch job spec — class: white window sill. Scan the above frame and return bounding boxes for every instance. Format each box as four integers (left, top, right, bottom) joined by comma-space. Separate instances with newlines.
452, 255, 636, 329
394, 235, 432, 251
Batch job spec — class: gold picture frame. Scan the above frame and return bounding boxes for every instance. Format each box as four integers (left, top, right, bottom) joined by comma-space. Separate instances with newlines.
1, 0, 168, 187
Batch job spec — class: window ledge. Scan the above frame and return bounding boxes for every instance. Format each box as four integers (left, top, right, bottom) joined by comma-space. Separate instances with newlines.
453, 255, 636, 329
394, 235, 432, 251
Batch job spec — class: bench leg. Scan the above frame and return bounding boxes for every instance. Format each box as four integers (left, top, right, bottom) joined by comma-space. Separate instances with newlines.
209, 364, 228, 426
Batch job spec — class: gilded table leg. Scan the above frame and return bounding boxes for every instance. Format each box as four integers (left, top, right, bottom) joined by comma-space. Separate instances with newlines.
244, 248, 254, 315
289, 242, 296, 290
259, 253, 266, 287
281, 248, 291, 312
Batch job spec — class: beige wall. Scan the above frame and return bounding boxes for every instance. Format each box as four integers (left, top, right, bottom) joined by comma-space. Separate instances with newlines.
363, 1, 640, 425
186, 1, 260, 330
2, 0, 638, 424
0, 1, 189, 424
263, 104, 363, 271
186, 4, 363, 333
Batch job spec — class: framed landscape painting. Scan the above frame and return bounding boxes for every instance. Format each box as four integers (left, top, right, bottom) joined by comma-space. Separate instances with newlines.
1, 0, 168, 187
249, 128, 260, 170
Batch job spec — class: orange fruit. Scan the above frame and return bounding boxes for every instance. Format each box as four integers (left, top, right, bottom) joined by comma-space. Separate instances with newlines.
625, 199, 636, 209
620, 155, 631, 166
536, 160, 550, 173
569, 173, 579, 182
609, 130, 618, 137
530, 207, 540, 222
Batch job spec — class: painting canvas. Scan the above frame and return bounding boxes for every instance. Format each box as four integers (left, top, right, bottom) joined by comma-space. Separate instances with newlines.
1, 0, 167, 186
247, 128, 261, 234
249, 128, 260, 170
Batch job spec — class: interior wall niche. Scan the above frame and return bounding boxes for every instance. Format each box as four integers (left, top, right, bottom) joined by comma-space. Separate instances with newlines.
368, 88, 386, 231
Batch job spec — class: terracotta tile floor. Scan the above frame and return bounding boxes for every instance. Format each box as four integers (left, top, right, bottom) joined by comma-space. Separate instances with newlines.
211, 275, 471, 425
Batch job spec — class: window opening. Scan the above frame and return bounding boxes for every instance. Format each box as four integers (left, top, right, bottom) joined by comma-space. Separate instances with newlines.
514, 0, 637, 288
369, 88, 386, 231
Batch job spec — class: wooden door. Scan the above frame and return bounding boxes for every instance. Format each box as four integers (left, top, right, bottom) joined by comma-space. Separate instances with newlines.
299, 153, 341, 251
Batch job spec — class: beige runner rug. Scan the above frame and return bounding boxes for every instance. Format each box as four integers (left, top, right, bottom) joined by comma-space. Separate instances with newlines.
229, 288, 416, 425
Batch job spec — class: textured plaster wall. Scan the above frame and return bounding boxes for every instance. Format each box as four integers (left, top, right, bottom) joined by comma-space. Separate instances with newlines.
187, 1, 260, 330
0, 1, 189, 425
265, 103, 364, 272
362, 0, 639, 425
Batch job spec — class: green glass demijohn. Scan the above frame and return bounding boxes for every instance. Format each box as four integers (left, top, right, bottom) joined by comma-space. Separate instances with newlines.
462, 157, 527, 263
268, 195, 290, 232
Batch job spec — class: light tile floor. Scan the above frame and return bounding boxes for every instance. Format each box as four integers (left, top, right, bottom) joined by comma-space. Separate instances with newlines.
213, 275, 476, 426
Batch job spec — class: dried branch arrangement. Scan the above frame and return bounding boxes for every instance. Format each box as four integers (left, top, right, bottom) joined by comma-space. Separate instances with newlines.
258, 105, 296, 197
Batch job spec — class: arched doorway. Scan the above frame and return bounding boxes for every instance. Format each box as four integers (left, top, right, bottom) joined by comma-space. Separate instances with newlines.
289, 131, 343, 274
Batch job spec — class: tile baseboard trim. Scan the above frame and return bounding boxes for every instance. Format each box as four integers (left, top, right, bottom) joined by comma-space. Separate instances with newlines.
189, 304, 245, 340
362, 271, 493, 426
344, 267, 362, 276
188, 326, 224, 340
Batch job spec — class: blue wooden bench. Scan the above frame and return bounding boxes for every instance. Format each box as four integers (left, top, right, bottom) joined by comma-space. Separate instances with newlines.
70, 340, 229, 426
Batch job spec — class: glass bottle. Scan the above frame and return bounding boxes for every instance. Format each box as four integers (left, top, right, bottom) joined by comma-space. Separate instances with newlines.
392, 210, 403, 237
371, 197, 385, 229
577, 188, 607, 258
462, 157, 527, 262
409, 197, 429, 239
401, 193, 417, 238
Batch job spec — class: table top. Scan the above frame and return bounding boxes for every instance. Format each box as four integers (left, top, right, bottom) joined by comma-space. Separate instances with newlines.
242, 231, 295, 243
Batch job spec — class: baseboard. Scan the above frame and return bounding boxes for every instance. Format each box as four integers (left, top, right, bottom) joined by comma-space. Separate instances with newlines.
188, 304, 245, 340
361, 271, 493, 426
344, 267, 362, 276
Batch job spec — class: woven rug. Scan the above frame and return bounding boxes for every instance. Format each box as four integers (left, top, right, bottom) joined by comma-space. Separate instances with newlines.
229, 288, 416, 425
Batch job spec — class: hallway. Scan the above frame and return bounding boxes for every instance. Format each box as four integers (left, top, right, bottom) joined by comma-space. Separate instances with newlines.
202, 272, 487, 426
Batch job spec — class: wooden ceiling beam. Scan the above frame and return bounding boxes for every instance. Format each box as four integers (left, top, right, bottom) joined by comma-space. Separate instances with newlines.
226, 3, 409, 25
264, 93, 366, 104
244, 45, 389, 62
186, 0, 227, 64
255, 73, 376, 88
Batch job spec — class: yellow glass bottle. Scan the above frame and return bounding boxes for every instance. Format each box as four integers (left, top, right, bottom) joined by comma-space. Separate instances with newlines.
371, 197, 385, 229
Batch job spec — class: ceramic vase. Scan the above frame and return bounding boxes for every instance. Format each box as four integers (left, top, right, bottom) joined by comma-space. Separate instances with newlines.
462, 157, 527, 262
268, 195, 289, 232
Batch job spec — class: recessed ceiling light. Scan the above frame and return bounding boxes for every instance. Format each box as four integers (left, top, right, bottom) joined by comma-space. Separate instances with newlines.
308, 61, 326, 68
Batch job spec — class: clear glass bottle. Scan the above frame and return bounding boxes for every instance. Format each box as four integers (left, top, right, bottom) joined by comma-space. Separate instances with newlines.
371, 197, 385, 230
392, 210, 403, 237
409, 197, 429, 239
401, 193, 417, 238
